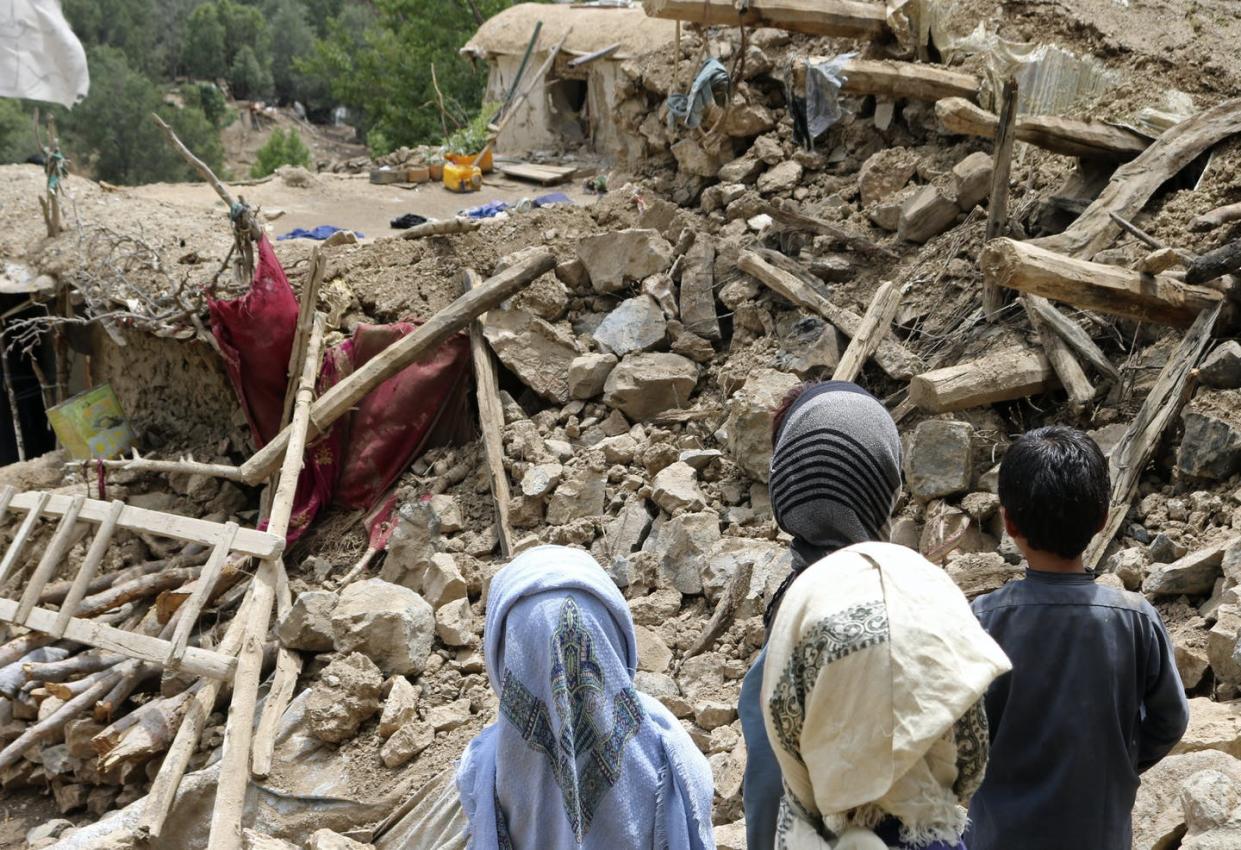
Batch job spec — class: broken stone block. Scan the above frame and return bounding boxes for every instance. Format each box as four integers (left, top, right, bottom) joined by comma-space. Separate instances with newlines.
1133, 751, 1241, 850
946, 552, 1023, 598
1106, 547, 1150, 591
276, 590, 339, 652
382, 501, 442, 586
602, 498, 654, 576
701, 537, 789, 612
858, 147, 917, 205
511, 273, 570, 321
1182, 768, 1241, 838
1175, 698, 1241, 759
435, 597, 474, 647
426, 697, 472, 732
377, 676, 421, 738
483, 309, 579, 403
63, 718, 104, 760
414, 553, 468, 609
951, 151, 994, 210
695, 701, 738, 731
546, 466, 606, 524
568, 353, 618, 400
650, 510, 721, 595
599, 434, 638, 465
635, 624, 672, 673
1179, 403, 1241, 480
651, 461, 707, 514
592, 295, 668, 357
307, 829, 374, 850
757, 160, 803, 195
578, 229, 673, 294
427, 495, 463, 534
380, 721, 435, 769
603, 352, 699, 421
1208, 604, 1241, 688
719, 368, 800, 483
898, 185, 960, 243
305, 653, 383, 743
716, 821, 747, 850
717, 156, 762, 184
27, 821, 74, 847
554, 258, 589, 290
905, 420, 973, 500
1150, 532, 1189, 564
722, 99, 776, 137
1201, 341, 1241, 389
672, 136, 729, 177
751, 133, 783, 164
960, 492, 1000, 522
520, 462, 563, 498
331, 579, 435, 676
680, 235, 720, 340
777, 315, 840, 377
1145, 548, 1226, 597
1172, 620, 1212, 690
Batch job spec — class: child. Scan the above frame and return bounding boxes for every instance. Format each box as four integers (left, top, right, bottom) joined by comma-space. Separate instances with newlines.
966, 426, 1189, 850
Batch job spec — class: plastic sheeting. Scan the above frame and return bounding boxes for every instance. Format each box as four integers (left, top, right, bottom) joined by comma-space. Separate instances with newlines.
666, 58, 730, 129
0, 0, 89, 107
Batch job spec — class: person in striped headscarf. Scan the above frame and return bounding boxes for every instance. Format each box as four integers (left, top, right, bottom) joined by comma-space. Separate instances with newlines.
739, 381, 904, 850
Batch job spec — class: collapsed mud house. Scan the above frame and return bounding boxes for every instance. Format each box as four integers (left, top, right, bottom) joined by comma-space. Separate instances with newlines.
2, 0, 1241, 848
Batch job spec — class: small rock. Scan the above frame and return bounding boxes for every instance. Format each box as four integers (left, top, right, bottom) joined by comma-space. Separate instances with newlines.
648, 511, 721, 594
436, 597, 475, 647
568, 353, 618, 400
1179, 399, 1241, 481
680, 235, 720, 340
603, 353, 699, 421
1106, 547, 1150, 591
378, 676, 421, 738
1174, 698, 1241, 759
305, 653, 384, 743
905, 420, 973, 500
716, 820, 748, 850
946, 552, 1023, 598
671, 137, 729, 177
331, 579, 436, 676
243, 831, 299, 850
1210, 605, 1241, 687
717, 156, 762, 183
960, 491, 1000, 522
1200, 341, 1241, 389
415, 553, 468, 609
1182, 768, 1241, 836
26, 820, 74, 846
1150, 532, 1189, 564
858, 147, 917, 205
951, 151, 993, 210
599, 434, 639, 465
1133, 750, 1241, 850
592, 295, 668, 357
546, 467, 606, 524
521, 463, 564, 498
277, 590, 339, 652
323, 229, 358, 247
425, 697, 472, 732
898, 185, 959, 243
307, 829, 374, 850
635, 624, 673, 673
380, 721, 436, 769
577, 229, 674, 294
427, 495, 463, 533
757, 161, 803, 195
651, 461, 707, 514
695, 701, 738, 730
718, 368, 800, 482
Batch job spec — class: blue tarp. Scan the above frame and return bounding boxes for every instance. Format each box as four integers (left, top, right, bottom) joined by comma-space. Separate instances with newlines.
277, 225, 365, 241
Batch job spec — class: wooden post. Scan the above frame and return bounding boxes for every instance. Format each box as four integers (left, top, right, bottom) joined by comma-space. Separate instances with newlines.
238, 248, 556, 484
980, 238, 1223, 327
642, 0, 889, 39
92, 455, 246, 481
909, 347, 1058, 413
1083, 304, 1222, 568
0, 331, 24, 463
1186, 238, 1241, 285
935, 97, 1149, 160
280, 248, 325, 429
983, 79, 1019, 319
464, 269, 515, 556
15, 494, 86, 624
832, 280, 903, 382
0, 491, 50, 586
51, 499, 125, 638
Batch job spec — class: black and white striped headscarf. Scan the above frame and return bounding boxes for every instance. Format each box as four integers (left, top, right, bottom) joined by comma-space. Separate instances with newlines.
764, 381, 902, 626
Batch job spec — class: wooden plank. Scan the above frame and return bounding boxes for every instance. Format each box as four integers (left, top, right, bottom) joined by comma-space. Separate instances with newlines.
497, 163, 576, 185
239, 248, 557, 484
465, 269, 515, 557
0, 597, 235, 680
164, 523, 238, 666
642, 0, 888, 39
981, 237, 1223, 327
737, 251, 923, 380
1022, 295, 1120, 381
833, 280, 903, 382
6, 492, 282, 559
0, 491, 49, 586
984, 79, 1019, 319
795, 58, 980, 103
909, 347, 1058, 413
568, 43, 620, 68
1083, 303, 1221, 568
15, 494, 85, 624
51, 499, 125, 638
1023, 300, 1095, 410
936, 97, 1150, 160
400, 218, 482, 240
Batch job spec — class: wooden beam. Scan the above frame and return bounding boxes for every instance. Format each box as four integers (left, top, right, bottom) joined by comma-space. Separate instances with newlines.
15, 495, 85, 624
738, 251, 923, 379
1083, 304, 1221, 569
909, 347, 1057, 413
6, 492, 282, 558
795, 58, 980, 103
983, 79, 1019, 319
1022, 295, 1120, 381
91, 456, 247, 481
1192, 201, 1241, 232
980, 238, 1223, 327
399, 218, 482, 240
1186, 238, 1241, 285
1036, 97, 1241, 260
936, 97, 1149, 160
464, 269, 515, 557
642, 0, 888, 39
249, 563, 300, 780
238, 248, 556, 484
1023, 300, 1095, 410
762, 202, 893, 258
833, 280, 903, 382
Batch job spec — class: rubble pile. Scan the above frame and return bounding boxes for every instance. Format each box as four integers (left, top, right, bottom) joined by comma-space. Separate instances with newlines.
4, 1, 1241, 848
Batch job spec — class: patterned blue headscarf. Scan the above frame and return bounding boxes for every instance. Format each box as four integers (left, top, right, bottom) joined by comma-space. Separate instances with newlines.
456, 545, 716, 850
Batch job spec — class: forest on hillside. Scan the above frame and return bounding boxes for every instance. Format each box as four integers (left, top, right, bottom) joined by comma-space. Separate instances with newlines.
2, 0, 527, 184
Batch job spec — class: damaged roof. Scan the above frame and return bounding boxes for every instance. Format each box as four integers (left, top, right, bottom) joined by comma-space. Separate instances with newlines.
461, 2, 677, 61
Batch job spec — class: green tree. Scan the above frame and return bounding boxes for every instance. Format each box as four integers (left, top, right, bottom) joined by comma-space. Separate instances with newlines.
183, 3, 229, 81
269, 0, 328, 107
251, 128, 310, 177
230, 45, 274, 100
61, 0, 158, 76
0, 100, 36, 164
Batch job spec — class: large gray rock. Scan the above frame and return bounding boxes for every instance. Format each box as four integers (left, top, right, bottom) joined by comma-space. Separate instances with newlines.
276, 590, 338, 652
1145, 547, 1226, 597
680, 236, 720, 340
577, 229, 673, 294
1200, 341, 1241, 389
1174, 699, 1241, 760
592, 295, 667, 357
951, 151, 993, 210
700, 537, 789, 612
1181, 768, 1241, 843
600, 498, 654, 586
305, 653, 384, 743
1179, 400, 1241, 481
858, 147, 917, 205
905, 420, 973, 500
546, 466, 606, 524
382, 500, 442, 588
603, 353, 698, 421
718, 368, 800, 482
898, 185, 959, 243
1133, 750, 1241, 850
435, 597, 475, 647
568, 353, 618, 400
330, 579, 435, 676
410, 553, 467, 609
648, 511, 721, 595
651, 461, 707, 514
1210, 605, 1241, 687
483, 308, 579, 403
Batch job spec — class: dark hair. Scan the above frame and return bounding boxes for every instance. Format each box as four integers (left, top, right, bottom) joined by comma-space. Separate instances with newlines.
998, 426, 1109, 560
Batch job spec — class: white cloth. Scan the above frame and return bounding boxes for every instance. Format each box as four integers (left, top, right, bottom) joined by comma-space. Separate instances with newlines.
761, 542, 1011, 849
0, 1, 89, 107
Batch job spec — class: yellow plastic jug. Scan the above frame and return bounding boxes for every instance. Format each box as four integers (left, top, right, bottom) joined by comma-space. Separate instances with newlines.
443, 161, 482, 193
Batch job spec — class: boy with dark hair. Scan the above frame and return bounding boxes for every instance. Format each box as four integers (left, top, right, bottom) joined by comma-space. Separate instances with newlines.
966, 426, 1189, 850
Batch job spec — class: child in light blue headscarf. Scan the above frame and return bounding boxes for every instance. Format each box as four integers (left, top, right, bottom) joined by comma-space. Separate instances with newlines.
456, 545, 717, 850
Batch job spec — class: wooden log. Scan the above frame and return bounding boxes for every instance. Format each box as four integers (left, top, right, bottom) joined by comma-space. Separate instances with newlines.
1083, 304, 1222, 569
568, 43, 620, 68
935, 97, 1149, 160
1037, 98, 1241, 260
75, 566, 203, 618
93, 662, 157, 723
981, 238, 1223, 327
642, 0, 888, 39
40, 557, 164, 607
1, 646, 69, 697
280, 247, 325, 429
909, 347, 1057, 413
737, 251, 923, 379
983, 79, 1019, 319
23, 649, 116, 683
464, 269, 515, 557
91, 456, 247, 481
249, 563, 300, 779
0, 662, 124, 770
16, 494, 86, 624
164, 523, 238, 666
833, 280, 903, 382
1186, 239, 1241, 285
51, 499, 125, 638
0, 491, 49, 586
1192, 201, 1241, 232
6, 492, 281, 559
43, 664, 121, 700
1022, 295, 1119, 381
794, 58, 980, 103
1023, 300, 1095, 410
238, 248, 556, 484
94, 688, 195, 772
399, 218, 482, 240
0, 633, 55, 670
762, 202, 893, 258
